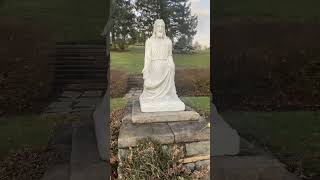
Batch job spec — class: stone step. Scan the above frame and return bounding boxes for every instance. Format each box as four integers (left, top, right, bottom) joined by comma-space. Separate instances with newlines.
70, 120, 108, 180
118, 101, 210, 148
131, 100, 200, 123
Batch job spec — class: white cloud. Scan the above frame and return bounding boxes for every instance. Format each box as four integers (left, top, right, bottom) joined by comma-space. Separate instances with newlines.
193, 10, 210, 17
190, 0, 201, 3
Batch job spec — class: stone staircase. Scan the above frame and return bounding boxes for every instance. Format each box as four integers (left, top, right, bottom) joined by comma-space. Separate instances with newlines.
126, 75, 143, 91
52, 44, 107, 91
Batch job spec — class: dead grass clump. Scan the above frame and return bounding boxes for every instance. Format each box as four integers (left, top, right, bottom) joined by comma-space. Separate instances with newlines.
119, 138, 191, 180
176, 69, 210, 96
110, 69, 128, 98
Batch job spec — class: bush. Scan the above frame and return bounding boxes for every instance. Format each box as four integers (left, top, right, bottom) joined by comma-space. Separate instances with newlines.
119, 138, 190, 180
0, 17, 55, 114
176, 69, 210, 96
110, 69, 128, 97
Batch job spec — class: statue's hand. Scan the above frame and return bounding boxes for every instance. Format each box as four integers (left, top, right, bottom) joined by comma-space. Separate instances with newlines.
142, 69, 149, 80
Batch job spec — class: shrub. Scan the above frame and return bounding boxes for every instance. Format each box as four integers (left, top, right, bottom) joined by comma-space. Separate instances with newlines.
176, 69, 210, 96
119, 138, 190, 180
110, 69, 128, 97
0, 17, 55, 114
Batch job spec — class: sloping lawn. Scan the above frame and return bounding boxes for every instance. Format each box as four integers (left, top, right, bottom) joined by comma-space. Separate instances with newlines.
181, 96, 210, 117
111, 46, 210, 74
110, 98, 128, 112
0, 115, 55, 159
222, 111, 320, 177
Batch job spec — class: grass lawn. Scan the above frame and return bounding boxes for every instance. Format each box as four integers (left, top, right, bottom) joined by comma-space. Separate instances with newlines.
0, 114, 55, 159
222, 111, 320, 177
214, 0, 320, 22
111, 46, 210, 74
181, 96, 210, 117
0, 114, 80, 159
110, 98, 128, 112
0, 0, 108, 41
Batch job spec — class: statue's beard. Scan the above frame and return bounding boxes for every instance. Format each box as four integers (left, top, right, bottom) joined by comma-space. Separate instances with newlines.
155, 31, 164, 38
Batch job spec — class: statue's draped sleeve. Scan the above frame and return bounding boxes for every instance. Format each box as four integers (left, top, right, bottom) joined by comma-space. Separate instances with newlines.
168, 38, 172, 57
142, 38, 151, 77
168, 38, 174, 66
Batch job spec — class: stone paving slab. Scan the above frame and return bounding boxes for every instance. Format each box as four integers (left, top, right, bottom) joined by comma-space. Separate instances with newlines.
48, 101, 73, 109
45, 107, 72, 114
70, 120, 107, 180
61, 91, 82, 99
82, 90, 103, 97
132, 100, 200, 123
73, 98, 100, 108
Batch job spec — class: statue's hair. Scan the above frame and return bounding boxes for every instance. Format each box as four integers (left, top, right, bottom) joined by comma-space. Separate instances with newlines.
151, 19, 167, 39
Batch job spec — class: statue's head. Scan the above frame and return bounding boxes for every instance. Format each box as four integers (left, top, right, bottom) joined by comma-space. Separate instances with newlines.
152, 19, 166, 38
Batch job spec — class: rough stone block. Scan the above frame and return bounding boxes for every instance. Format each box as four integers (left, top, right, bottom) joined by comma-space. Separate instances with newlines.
168, 117, 210, 143
131, 100, 200, 123
185, 163, 195, 171
118, 121, 174, 148
186, 141, 210, 156
195, 160, 210, 170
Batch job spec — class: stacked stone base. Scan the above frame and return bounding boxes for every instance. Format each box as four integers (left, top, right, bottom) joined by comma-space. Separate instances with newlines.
117, 100, 210, 173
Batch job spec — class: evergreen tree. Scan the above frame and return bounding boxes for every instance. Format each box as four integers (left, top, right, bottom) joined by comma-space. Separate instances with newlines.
135, 0, 198, 52
171, 0, 198, 52
112, 0, 136, 50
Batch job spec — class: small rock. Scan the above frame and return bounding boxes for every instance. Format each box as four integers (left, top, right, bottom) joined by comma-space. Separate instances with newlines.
185, 163, 195, 171
195, 160, 210, 170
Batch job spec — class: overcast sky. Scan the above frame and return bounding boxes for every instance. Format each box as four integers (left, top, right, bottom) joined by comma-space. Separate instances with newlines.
190, 0, 210, 47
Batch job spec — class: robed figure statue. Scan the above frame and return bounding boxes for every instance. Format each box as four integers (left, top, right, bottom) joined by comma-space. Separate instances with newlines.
139, 19, 185, 112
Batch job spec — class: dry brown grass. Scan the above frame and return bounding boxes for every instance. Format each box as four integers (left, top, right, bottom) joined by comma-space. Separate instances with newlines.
0, 17, 55, 114
110, 69, 128, 98
176, 69, 210, 96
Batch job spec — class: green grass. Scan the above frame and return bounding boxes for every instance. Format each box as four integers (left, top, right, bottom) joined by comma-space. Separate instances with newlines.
0, 114, 56, 158
0, 113, 81, 159
214, 0, 320, 22
110, 98, 128, 112
181, 96, 210, 117
222, 111, 320, 176
111, 46, 210, 74
0, 0, 108, 41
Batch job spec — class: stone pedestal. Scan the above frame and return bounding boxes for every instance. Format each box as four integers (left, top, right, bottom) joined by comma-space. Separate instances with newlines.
118, 100, 210, 171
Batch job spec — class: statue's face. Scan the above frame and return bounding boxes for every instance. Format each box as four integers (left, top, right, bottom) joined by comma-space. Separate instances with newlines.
155, 23, 165, 38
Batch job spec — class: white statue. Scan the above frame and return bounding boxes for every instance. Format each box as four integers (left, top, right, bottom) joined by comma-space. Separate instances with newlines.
139, 19, 185, 112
